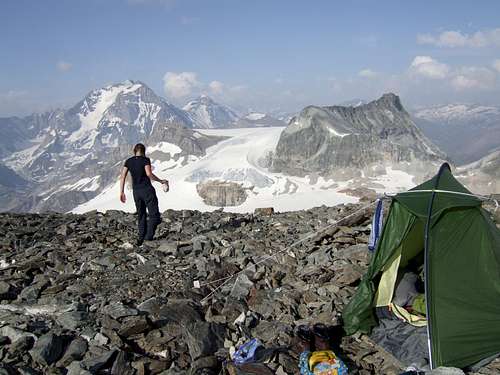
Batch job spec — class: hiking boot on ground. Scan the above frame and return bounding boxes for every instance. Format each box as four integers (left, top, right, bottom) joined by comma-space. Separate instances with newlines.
312, 323, 330, 351
291, 325, 313, 354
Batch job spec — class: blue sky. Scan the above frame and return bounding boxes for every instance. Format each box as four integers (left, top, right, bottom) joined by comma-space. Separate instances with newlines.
1, 0, 500, 116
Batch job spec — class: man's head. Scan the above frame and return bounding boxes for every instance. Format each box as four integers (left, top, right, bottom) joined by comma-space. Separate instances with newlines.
133, 143, 146, 156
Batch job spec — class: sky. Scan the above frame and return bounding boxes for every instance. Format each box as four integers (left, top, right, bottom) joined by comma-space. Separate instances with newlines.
1, 0, 500, 116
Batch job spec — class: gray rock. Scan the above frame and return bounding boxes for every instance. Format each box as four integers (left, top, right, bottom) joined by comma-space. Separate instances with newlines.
110, 350, 135, 375
0, 326, 36, 346
197, 181, 247, 207
66, 361, 92, 375
80, 349, 117, 372
8, 334, 35, 355
56, 337, 88, 367
156, 241, 179, 256
56, 311, 88, 330
117, 315, 150, 337
137, 296, 164, 316
229, 274, 254, 300
0, 281, 12, 299
184, 321, 225, 360
29, 333, 65, 366
103, 303, 138, 320
157, 299, 203, 325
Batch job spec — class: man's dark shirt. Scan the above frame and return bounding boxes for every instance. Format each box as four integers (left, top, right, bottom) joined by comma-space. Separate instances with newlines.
124, 156, 153, 189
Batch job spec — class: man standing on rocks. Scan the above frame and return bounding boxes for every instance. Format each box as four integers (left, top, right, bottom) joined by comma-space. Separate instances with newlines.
119, 143, 169, 246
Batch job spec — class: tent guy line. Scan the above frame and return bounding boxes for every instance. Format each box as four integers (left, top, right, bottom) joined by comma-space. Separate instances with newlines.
198, 201, 378, 304
198, 186, 498, 303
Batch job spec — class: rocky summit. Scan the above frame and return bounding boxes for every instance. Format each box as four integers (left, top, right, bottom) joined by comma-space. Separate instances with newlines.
272, 93, 446, 181
1, 205, 499, 375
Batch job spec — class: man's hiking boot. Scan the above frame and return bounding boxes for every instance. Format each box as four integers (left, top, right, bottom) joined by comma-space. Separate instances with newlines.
136, 238, 144, 247
312, 323, 330, 351
291, 325, 313, 354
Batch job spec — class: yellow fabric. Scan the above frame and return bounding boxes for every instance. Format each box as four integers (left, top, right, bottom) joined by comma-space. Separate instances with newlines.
374, 220, 425, 308
309, 351, 338, 373
374, 246, 402, 307
391, 303, 427, 327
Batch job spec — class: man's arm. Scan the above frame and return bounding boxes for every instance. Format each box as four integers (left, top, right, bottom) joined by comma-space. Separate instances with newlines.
145, 164, 168, 184
119, 167, 128, 203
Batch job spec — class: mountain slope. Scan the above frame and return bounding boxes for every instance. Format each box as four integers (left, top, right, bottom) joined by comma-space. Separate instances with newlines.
235, 112, 286, 128
272, 93, 446, 180
183, 95, 239, 128
73, 127, 421, 214
0, 81, 221, 212
413, 104, 500, 165
456, 148, 500, 194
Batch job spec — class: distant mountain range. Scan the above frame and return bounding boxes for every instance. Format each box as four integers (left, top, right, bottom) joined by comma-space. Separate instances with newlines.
0, 83, 499, 213
183, 95, 286, 129
412, 103, 500, 165
0, 81, 223, 211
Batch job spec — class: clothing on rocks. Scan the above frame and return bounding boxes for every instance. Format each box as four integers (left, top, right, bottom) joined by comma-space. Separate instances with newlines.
299, 350, 348, 375
368, 198, 384, 252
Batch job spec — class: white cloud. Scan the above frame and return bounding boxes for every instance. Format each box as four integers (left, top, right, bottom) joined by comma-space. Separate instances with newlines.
409, 56, 449, 79
493, 59, 500, 73
208, 80, 224, 94
450, 67, 496, 91
163, 72, 199, 98
358, 69, 378, 78
57, 61, 72, 72
417, 28, 500, 48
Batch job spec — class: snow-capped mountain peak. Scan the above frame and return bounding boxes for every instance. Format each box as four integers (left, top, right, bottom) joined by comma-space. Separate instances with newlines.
183, 95, 239, 129
69, 81, 144, 147
245, 112, 266, 121
62, 80, 192, 150
413, 103, 500, 124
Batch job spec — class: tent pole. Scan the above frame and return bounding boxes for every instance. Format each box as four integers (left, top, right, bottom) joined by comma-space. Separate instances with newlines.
424, 162, 450, 369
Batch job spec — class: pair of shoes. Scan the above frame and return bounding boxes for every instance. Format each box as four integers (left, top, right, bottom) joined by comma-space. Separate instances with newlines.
293, 323, 331, 353
136, 238, 144, 246
312, 323, 330, 351
293, 325, 313, 353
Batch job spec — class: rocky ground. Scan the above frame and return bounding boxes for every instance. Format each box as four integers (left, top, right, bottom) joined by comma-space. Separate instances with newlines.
0, 203, 499, 374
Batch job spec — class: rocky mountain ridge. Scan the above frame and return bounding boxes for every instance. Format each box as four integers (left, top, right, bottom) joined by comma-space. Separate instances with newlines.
183, 96, 286, 129
272, 93, 445, 181
183, 95, 240, 129
456, 148, 500, 194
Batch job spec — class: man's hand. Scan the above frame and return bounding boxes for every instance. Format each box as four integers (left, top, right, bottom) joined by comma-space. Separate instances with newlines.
120, 192, 126, 203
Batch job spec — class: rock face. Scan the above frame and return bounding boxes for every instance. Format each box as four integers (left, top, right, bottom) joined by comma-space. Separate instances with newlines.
0, 163, 32, 212
456, 148, 500, 194
0, 81, 222, 213
272, 93, 445, 180
235, 112, 287, 128
413, 104, 500, 165
0, 206, 499, 374
196, 180, 248, 206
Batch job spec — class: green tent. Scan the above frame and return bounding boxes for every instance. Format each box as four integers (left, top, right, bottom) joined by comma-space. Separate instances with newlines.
342, 163, 500, 369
